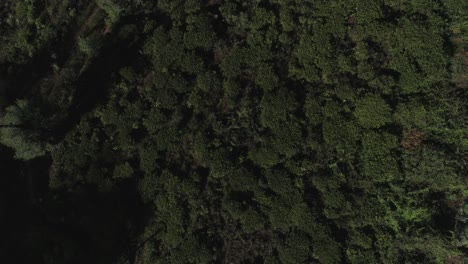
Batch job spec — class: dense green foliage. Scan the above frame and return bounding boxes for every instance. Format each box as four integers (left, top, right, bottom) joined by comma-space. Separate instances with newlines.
0, 0, 467, 263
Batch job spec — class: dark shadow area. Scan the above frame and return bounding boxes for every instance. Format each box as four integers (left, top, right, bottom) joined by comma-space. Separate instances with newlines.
0, 144, 145, 264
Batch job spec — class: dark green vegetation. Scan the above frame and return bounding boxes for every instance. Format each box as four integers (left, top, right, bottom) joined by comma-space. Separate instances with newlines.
0, 0, 467, 263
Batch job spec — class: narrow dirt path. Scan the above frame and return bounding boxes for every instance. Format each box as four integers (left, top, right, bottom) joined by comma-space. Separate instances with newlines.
35, 3, 103, 99
74, 4, 101, 41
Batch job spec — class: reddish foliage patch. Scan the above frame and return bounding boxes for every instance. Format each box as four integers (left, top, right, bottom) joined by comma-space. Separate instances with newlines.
401, 130, 425, 150
142, 72, 153, 86
207, 0, 221, 6
223, 229, 273, 264
213, 48, 224, 65
346, 16, 357, 25
445, 255, 463, 264
453, 50, 468, 89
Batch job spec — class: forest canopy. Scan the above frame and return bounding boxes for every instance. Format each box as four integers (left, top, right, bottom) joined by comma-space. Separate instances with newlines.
0, 0, 467, 263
